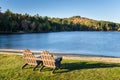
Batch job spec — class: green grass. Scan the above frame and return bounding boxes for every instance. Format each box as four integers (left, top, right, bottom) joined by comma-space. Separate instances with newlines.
0, 54, 120, 80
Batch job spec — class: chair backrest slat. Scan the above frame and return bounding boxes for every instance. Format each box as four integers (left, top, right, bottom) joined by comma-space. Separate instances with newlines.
41, 51, 56, 68
23, 49, 37, 65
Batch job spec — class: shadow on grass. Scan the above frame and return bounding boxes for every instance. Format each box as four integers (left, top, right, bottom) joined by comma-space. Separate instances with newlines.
59, 62, 120, 73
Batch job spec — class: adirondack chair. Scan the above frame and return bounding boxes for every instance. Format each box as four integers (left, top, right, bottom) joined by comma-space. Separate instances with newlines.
40, 50, 62, 73
22, 49, 42, 71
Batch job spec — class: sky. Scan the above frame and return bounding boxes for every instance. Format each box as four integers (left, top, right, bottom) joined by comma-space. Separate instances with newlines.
0, 0, 120, 23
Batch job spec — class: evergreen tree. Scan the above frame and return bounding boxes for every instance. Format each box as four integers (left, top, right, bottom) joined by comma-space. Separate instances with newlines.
0, 7, 1, 12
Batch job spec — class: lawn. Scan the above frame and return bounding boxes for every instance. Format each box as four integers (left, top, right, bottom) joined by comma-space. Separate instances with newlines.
0, 54, 120, 80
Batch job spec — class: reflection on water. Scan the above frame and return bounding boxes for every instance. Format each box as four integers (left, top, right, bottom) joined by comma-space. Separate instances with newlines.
0, 32, 120, 57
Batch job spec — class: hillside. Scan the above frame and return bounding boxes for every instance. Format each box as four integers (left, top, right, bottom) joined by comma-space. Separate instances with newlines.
0, 10, 120, 33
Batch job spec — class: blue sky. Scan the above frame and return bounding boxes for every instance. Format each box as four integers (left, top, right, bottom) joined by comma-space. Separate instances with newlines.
0, 0, 120, 23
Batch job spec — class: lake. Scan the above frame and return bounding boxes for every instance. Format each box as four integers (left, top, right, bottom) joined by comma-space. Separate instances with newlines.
0, 31, 120, 57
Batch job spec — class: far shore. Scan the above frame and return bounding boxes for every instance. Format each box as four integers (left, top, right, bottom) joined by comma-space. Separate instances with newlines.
0, 31, 34, 34
1, 49, 120, 63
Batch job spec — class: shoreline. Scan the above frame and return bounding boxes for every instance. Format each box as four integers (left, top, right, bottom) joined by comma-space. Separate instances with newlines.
0, 49, 118, 57
0, 31, 120, 35
0, 49, 120, 63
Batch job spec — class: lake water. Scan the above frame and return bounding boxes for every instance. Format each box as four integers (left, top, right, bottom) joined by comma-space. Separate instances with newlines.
0, 32, 120, 57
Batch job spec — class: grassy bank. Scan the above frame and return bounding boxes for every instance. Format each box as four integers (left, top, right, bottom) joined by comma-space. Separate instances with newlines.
0, 54, 120, 80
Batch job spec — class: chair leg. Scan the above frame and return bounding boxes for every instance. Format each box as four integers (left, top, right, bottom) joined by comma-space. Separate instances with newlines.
58, 64, 61, 69
33, 64, 39, 71
22, 63, 28, 69
58, 64, 62, 69
52, 68, 57, 73
40, 66, 45, 72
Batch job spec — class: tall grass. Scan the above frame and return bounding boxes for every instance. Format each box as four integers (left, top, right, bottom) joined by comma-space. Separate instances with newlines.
0, 54, 120, 80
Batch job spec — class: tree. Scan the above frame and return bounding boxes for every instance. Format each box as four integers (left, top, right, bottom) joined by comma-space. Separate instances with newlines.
1, 9, 13, 32
34, 14, 39, 20
0, 7, 1, 12
71, 16, 81, 18
0, 7, 2, 28
37, 23, 42, 32
30, 22, 36, 31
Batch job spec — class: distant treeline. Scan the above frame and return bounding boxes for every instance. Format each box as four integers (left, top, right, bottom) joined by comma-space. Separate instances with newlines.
0, 9, 120, 33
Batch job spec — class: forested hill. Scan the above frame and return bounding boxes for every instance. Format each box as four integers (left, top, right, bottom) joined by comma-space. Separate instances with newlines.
0, 9, 120, 33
